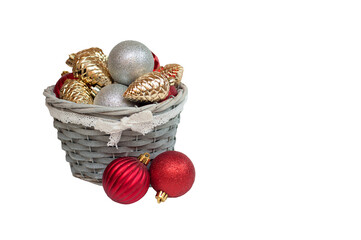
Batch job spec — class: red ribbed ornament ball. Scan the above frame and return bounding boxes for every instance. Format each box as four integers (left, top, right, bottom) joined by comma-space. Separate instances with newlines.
53, 72, 78, 98
150, 151, 195, 203
102, 153, 151, 204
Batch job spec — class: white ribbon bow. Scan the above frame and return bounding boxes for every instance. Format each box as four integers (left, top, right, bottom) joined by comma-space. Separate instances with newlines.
95, 111, 154, 147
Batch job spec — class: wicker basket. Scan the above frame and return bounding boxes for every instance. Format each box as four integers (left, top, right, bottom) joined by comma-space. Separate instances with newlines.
44, 83, 187, 185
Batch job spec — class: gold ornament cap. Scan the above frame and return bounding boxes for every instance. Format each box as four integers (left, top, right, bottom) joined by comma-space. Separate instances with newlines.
65, 54, 76, 67
90, 85, 102, 98
138, 153, 151, 166
61, 70, 70, 76
155, 191, 168, 204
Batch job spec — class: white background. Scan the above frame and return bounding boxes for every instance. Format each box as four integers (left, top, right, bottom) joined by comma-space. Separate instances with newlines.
0, 0, 360, 239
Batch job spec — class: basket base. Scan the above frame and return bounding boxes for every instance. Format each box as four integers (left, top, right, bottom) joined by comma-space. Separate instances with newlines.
72, 172, 103, 185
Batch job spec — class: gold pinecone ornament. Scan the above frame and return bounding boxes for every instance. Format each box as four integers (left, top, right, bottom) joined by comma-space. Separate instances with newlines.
59, 79, 93, 104
123, 71, 170, 103
66, 47, 112, 87
157, 64, 184, 86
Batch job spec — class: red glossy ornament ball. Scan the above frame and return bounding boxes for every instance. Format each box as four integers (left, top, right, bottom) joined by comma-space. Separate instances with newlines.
54, 72, 77, 98
102, 153, 151, 204
150, 151, 195, 203
151, 52, 160, 70
168, 85, 178, 97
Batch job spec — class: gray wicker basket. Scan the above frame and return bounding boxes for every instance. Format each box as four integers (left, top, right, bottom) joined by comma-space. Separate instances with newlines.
44, 83, 187, 185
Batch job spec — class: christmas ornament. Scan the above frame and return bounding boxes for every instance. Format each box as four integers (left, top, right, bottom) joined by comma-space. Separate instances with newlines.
94, 83, 134, 107
59, 79, 93, 104
157, 64, 184, 86
89, 85, 102, 98
108, 40, 154, 85
123, 71, 170, 103
161, 86, 178, 102
149, 151, 195, 203
53, 71, 78, 98
152, 52, 160, 70
102, 153, 151, 204
66, 47, 112, 87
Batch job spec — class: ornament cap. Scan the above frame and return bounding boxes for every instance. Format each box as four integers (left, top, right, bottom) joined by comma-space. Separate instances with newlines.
90, 85, 101, 98
66, 53, 76, 67
138, 153, 151, 166
61, 71, 70, 76
155, 191, 168, 204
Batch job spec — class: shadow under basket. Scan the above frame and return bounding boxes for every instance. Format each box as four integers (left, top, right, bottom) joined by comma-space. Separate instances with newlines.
44, 83, 188, 185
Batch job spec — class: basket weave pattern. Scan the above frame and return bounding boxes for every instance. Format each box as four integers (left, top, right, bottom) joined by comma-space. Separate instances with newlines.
44, 84, 187, 185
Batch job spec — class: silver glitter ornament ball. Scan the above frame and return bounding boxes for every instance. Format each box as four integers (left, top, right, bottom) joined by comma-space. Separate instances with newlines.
94, 84, 134, 107
107, 40, 154, 86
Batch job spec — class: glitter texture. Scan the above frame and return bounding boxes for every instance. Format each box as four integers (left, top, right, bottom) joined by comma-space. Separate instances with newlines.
150, 151, 195, 198
107, 40, 154, 86
94, 84, 134, 107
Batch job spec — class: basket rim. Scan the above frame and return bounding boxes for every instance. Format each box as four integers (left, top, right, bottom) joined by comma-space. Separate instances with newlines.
44, 83, 188, 117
